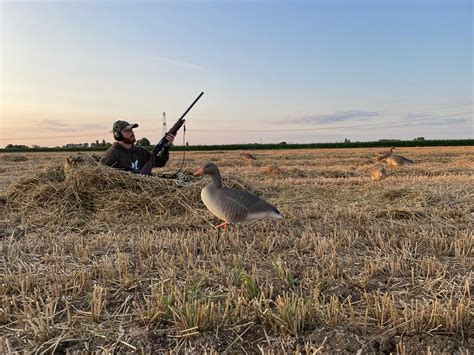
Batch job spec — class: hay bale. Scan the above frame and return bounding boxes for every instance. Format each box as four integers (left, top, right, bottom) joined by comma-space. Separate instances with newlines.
64, 153, 98, 174
5, 163, 260, 232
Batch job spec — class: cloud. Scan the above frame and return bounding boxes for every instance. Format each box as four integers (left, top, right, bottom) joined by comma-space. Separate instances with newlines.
406, 112, 432, 119
155, 56, 207, 72
288, 110, 380, 124
33, 119, 108, 132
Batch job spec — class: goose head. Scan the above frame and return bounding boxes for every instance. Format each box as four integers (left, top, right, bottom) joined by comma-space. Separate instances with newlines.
193, 162, 219, 177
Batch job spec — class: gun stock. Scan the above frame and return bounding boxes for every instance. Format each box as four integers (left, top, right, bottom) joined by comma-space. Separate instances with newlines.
140, 92, 204, 175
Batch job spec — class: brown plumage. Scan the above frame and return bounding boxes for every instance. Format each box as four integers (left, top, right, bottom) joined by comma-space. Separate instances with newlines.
193, 162, 282, 232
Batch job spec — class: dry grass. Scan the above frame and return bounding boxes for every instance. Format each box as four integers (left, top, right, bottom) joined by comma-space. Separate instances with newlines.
0, 146, 473, 353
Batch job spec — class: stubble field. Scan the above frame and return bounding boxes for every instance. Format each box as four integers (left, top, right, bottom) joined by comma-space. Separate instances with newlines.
0, 146, 473, 353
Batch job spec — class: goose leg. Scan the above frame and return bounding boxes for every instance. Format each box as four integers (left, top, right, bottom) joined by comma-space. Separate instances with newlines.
215, 222, 229, 233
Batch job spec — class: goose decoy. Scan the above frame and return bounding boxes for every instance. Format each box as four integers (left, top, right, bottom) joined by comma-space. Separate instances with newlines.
375, 147, 395, 161
240, 152, 257, 161
370, 165, 387, 181
375, 147, 414, 166
193, 162, 282, 232
385, 154, 414, 167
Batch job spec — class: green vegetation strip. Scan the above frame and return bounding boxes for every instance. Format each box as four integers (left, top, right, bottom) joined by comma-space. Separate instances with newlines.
2, 139, 473, 153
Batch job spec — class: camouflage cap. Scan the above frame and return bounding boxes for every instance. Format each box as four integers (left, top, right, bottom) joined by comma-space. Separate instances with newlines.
113, 120, 139, 132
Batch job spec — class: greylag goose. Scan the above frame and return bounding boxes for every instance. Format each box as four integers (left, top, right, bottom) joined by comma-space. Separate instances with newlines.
385, 154, 414, 166
375, 147, 414, 166
193, 162, 282, 232
375, 147, 395, 161
240, 152, 256, 161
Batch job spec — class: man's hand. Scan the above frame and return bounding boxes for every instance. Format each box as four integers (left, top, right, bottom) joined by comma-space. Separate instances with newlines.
164, 133, 175, 148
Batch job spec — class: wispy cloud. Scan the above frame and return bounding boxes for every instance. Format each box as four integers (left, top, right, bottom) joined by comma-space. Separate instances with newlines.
155, 56, 207, 71
33, 119, 108, 133
287, 110, 380, 125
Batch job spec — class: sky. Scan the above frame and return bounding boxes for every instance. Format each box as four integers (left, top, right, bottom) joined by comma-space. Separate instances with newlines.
1, 0, 472, 147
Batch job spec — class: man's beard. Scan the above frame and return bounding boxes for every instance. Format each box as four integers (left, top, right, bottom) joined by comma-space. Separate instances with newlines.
122, 136, 136, 144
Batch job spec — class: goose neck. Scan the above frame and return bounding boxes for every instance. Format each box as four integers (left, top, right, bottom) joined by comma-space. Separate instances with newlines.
210, 170, 222, 188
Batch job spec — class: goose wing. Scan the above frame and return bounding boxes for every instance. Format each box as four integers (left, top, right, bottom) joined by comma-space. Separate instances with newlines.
392, 154, 414, 164
375, 151, 392, 161
398, 155, 414, 163
222, 187, 278, 214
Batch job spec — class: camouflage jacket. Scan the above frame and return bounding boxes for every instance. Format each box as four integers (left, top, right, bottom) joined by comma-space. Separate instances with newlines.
100, 143, 169, 173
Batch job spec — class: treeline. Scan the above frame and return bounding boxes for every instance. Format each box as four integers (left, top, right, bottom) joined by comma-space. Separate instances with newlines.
1, 139, 473, 153
174, 139, 474, 151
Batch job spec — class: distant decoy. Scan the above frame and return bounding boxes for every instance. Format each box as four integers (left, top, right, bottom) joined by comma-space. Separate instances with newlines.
385, 154, 414, 167
240, 152, 257, 161
375, 147, 414, 166
375, 147, 395, 161
193, 162, 282, 233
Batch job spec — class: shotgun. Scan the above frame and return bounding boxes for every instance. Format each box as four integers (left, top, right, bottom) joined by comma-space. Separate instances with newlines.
140, 91, 204, 175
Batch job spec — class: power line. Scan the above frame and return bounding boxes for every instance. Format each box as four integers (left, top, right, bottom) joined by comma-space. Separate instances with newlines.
1, 111, 472, 141
189, 111, 473, 132
174, 102, 474, 124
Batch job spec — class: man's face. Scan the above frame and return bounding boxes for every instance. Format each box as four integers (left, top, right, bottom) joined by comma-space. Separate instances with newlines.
121, 129, 136, 144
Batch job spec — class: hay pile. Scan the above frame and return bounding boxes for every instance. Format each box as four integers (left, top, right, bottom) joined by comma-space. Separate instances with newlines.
5, 162, 259, 233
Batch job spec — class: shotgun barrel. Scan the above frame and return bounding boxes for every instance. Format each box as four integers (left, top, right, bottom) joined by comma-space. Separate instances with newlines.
140, 92, 204, 175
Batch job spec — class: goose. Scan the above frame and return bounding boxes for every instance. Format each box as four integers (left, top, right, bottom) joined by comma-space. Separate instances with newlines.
385, 154, 414, 167
375, 147, 395, 161
370, 165, 387, 181
193, 162, 282, 232
375, 147, 414, 166
240, 152, 256, 161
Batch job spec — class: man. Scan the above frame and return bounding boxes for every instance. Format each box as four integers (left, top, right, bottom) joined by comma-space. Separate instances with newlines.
101, 120, 175, 173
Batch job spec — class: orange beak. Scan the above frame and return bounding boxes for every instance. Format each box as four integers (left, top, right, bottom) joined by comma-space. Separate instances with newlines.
193, 167, 204, 176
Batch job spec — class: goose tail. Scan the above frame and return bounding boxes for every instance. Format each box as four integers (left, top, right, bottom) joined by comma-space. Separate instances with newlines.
270, 208, 283, 219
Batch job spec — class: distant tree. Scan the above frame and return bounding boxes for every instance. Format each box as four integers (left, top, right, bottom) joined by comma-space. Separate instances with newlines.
101, 139, 106, 146
95, 139, 99, 147
279, 141, 287, 145
136, 137, 151, 147
5, 144, 28, 149
83, 143, 89, 148
414, 137, 425, 141
186, 141, 189, 147
344, 138, 351, 143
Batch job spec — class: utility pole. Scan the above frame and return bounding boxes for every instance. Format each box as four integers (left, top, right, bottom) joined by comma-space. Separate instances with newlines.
162, 112, 167, 136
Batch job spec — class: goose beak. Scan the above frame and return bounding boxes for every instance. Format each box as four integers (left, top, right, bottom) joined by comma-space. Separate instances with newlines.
193, 167, 204, 176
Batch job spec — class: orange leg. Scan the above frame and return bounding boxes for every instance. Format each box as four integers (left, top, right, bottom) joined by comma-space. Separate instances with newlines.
215, 221, 229, 234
